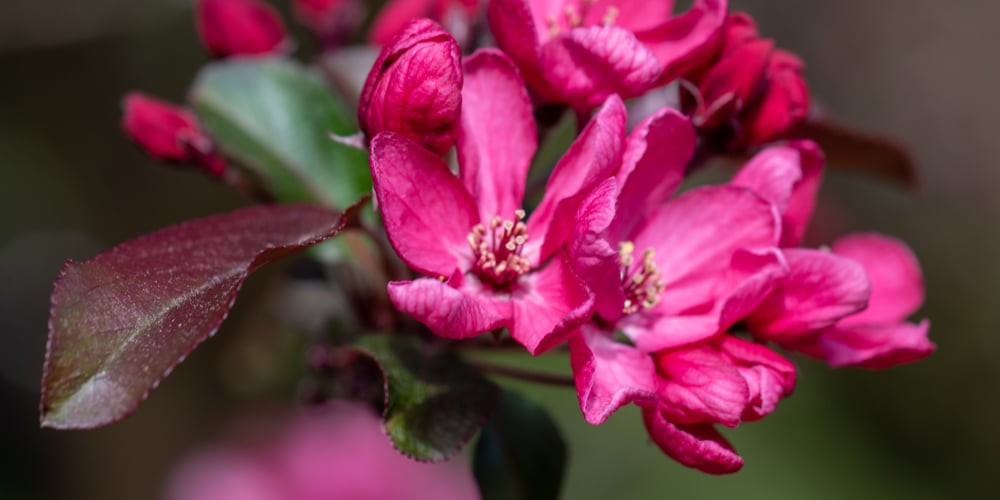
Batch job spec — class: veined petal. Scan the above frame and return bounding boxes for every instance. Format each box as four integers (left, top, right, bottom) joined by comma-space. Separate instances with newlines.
538, 25, 661, 109
716, 336, 796, 421
370, 132, 478, 277
745, 249, 870, 344
832, 233, 925, 324
509, 255, 595, 355
642, 406, 744, 474
582, 0, 675, 34
458, 49, 537, 221
652, 344, 748, 427
817, 320, 934, 370
568, 326, 658, 425
488, 0, 546, 93
368, 0, 438, 45
611, 107, 695, 242
568, 178, 626, 321
387, 278, 509, 339
636, 0, 728, 84
528, 95, 627, 263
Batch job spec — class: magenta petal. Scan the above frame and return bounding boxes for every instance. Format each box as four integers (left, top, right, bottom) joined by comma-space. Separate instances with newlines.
458, 49, 537, 220
568, 327, 658, 425
611, 107, 695, 242
716, 336, 796, 421
510, 255, 595, 355
642, 406, 744, 474
637, 0, 729, 84
196, 0, 289, 58
368, 0, 437, 45
488, 0, 545, 93
538, 25, 661, 110
582, 0, 675, 33
780, 141, 824, 246
730, 145, 803, 213
652, 345, 748, 427
716, 247, 789, 330
818, 320, 935, 370
569, 178, 626, 321
387, 278, 508, 339
745, 249, 871, 344
528, 95, 627, 263
628, 314, 720, 353
370, 132, 478, 277
832, 233, 925, 325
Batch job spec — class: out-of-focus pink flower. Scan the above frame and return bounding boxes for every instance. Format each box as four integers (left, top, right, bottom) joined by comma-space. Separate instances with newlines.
166, 402, 479, 500
359, 19, 463, 156
370, 0, 481, 47
293, 0, 364, 49
121, 92, 226, 177
370, 49, 628, 354
196, 0, 289, 58
488, 0, 729, 111
681, 12, 809, 150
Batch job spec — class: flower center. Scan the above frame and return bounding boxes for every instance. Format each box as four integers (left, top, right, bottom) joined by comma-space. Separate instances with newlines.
468, 210, 531, 288
547, 0, 619, 37
619, 241, 665, 315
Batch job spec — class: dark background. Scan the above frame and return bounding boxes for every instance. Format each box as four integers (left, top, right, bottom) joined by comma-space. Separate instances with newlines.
1, 1, 996, 498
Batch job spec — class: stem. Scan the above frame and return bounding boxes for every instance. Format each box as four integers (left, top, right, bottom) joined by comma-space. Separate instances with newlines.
468, 360, 576, 387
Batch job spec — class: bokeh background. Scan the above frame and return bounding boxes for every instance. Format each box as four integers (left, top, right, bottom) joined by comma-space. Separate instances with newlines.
1, 0, 997, 498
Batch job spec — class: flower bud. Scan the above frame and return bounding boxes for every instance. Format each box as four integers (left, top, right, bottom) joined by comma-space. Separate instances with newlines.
196, 0, 289, 58
682, 13, 810, 150
358, 18, 462, 156
121, 92, 226, 177
292, 0, 364, 49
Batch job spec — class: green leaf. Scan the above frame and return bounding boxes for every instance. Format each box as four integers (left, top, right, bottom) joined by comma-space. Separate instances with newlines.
474, 390, 568, 500
189, 58, 371, 207
350, 335, 500, 462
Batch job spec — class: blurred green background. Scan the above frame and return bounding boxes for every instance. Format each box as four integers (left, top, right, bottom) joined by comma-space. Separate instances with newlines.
1, 0, 996, 498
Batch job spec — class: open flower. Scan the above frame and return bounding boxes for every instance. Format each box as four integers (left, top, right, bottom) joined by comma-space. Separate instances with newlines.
370, 49, 626, 354
488, 0, 729, 111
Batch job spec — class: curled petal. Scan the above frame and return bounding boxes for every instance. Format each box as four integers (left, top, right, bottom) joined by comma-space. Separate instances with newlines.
652, 346, 748, 427
568, 327, 658, 425
369, 132, 478, 277
458, 49, 537, 220
741, 49, 810, 146
196, 0, 289, 58
716, 336, 796, 421
641, 405, 744, 474
538, 25, 661, 109
569, 178, 626, 321
637, 0, 729, 84
817, 320, 935, 370
387, 278, 508, 339
509, 255, 595, 355
780, 140, 824, 247
832, 233, 925, 324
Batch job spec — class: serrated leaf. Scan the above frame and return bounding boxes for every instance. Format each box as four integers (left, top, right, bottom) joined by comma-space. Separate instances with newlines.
473, 390, 568, 500
189, 58, 371, 207
41, 201, 364, 429
350, 334, 500, 462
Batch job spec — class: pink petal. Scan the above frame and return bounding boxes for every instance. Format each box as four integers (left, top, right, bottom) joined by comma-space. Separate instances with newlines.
582, 0, 676, 34
568, 326, 658, 425
818, 320, 935, 370
458, 49, 537, 221
387, 278, 508, 339
716, 247, 789, 330
642, 405, 744, 474
626, 314, 722, 353
780, 140, 824, 247
636, 0, 729, 84
745, 249, 871, 344
488, 0, 546, 94
693, 37, 773, 129
509, 255, 595, 355
369, 132, 478, 277
716, 336, 796, 421
538, 25, 661, 109
741, 49, 810, 147
368, 0, 438, 45
832, 233, 925, 325
569, 178, 627, 321
528, 95, 627, 263
610, 107, 695, 242
196, 0, 289, 58
359, 19, 463, 156
652, 345, 748, 427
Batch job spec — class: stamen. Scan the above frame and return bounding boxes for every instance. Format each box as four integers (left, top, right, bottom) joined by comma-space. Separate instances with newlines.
565, 5, 581, 27
602, 6, 619, 26
619, 241, 665, 315
468, 210, 531, 288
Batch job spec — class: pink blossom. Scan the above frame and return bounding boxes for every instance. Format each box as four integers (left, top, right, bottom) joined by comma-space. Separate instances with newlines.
359, 19, 463, 156
166, 403, 479, 500
196, 0, 289, 59
488, 0, 729, 110
370, 49, 627, 354
681, 12, 810, 150
370, 0, 481, 46
120, 92, 226, 177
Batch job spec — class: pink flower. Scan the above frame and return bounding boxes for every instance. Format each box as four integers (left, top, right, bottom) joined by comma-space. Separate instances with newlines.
121, 92, 226, 177
292, 0, 363, 49
681, 12, 810, 150
370, 0, 482, 46
359, 19, 463, 156
166, 403, 479, 500
370, 49, 627, 354
488, 0, 729, 110
196, 0, 289, 58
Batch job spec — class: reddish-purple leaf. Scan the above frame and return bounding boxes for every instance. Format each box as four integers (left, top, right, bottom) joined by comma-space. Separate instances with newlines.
41, 201, 364, 429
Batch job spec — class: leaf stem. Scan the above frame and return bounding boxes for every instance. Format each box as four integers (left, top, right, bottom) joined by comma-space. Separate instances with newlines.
467, 360, 576, 387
